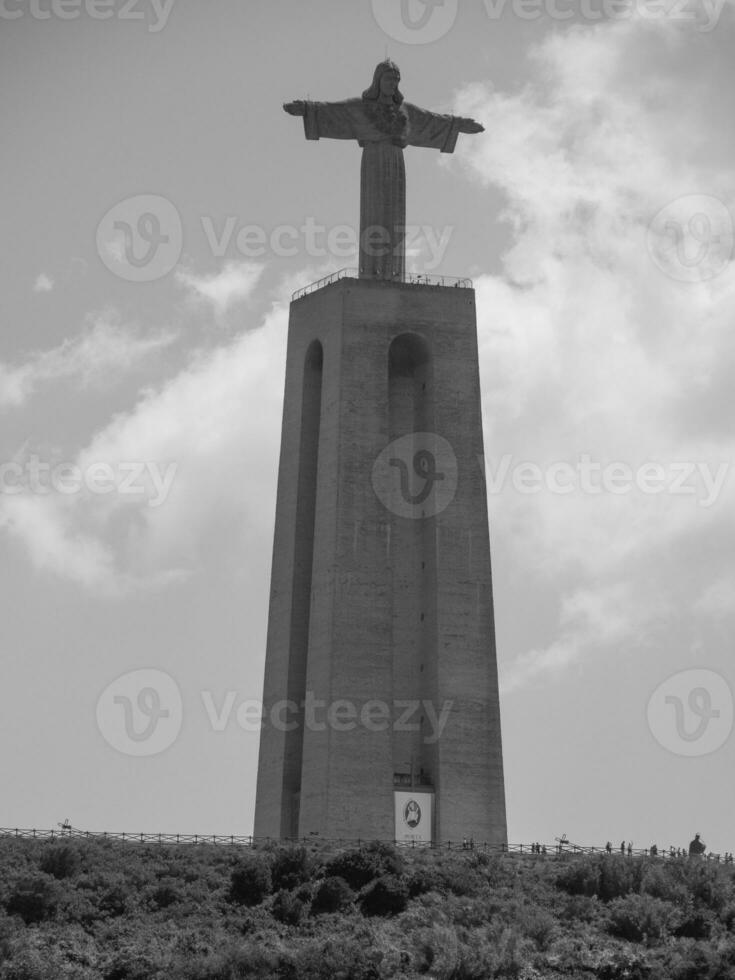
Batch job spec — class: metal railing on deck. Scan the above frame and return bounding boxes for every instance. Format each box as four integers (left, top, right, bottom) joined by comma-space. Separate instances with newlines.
291, 268, 473, 301
1, 827, 731, 864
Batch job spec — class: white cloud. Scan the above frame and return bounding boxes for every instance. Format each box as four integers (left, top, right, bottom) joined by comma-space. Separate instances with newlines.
0, 301, 287, 594
176, 260, 264, 319
454, 15, 735, 690
0, 315, 177, 408
33, 273, 54, 293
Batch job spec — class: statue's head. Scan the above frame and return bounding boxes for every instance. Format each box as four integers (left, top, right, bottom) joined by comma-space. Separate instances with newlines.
362, 60, 404, 105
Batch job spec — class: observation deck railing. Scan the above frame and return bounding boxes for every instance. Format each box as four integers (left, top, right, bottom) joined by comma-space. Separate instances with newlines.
1, 827, 730, 864
292, 268, 473, 301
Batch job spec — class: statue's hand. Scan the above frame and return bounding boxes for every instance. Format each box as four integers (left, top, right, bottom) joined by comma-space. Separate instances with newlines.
283, 101, 307, 117
458, 117, 484, 135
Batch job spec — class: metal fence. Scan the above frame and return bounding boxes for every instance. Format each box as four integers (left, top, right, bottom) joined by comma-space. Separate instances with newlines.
291, 268, 473, 301
0, 827, 730, 864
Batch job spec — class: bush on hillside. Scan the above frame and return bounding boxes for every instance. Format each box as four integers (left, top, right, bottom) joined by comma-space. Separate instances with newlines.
5, 876, 60, 925
310, 876, 354, 914
324, 842, 403, 891
228, 857, 272, 907
269, 845, 312, 891
360, 874, 409, 917
39, 845, 81, 881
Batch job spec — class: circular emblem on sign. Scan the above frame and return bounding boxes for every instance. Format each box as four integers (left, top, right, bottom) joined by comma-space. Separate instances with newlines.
404, 800, 421, 828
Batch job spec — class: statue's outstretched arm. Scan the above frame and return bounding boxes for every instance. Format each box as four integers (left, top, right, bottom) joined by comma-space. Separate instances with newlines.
283, 99, 363, 141
405, 104, 484, 154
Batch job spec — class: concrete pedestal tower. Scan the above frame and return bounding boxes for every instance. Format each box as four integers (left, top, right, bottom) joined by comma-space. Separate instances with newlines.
254, 62, 507, 847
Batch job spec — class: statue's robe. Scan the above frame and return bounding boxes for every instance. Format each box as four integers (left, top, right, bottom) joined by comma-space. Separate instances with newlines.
300, 99, 463, 280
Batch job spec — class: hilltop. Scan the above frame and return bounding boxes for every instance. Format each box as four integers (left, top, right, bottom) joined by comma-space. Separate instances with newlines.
1, 834, 735, 978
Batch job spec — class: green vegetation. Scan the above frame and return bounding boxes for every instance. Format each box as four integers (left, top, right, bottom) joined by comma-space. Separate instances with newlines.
1, 835, 735, 978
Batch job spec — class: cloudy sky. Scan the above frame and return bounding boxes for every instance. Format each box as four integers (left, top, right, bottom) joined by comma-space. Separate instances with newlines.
2, 0, 734, 852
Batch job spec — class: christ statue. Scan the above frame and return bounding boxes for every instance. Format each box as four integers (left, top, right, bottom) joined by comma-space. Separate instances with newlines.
284, 60, 484, 281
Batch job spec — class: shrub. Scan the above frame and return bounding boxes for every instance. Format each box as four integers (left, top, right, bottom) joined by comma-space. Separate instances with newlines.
406, 863, 444, 898
271, 888, 305, 926
228, 857, 272, 907
559, 893, 600, 923
555, 860, 600, 898
5, 876, 60, 925
596, 949, 652, 980
642, 865, 689, 905
684, 863, 731, 913
606, 894, 680, 944
170, 942, 290, 980
659, 938, 724, 980
360, 874, 409, 917
672, 900, 714, 940
291, 934, 385, 980
516, 904, 557, 949
0, 947, 71, 980
39, 845, 81, 880
98, 880, 131, 917
598, 856, 641, 901
324, 843, 403, 891
269, 846, 312, 891
103, 949, 166, 980
721, 902, 735, 931
148, 880, 183, 910
310, 876, 355, 914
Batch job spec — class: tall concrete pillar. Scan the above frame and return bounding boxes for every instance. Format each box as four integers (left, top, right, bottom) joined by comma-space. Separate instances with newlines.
254, 275, 506, 846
